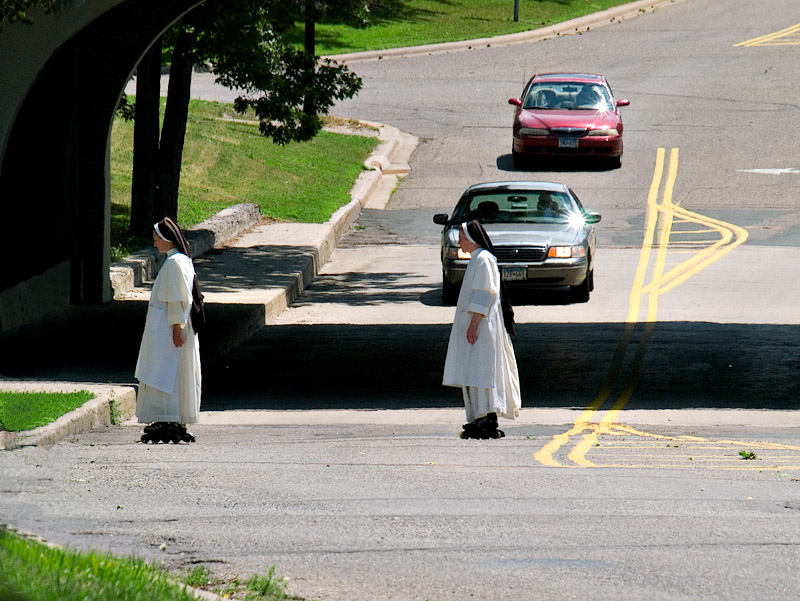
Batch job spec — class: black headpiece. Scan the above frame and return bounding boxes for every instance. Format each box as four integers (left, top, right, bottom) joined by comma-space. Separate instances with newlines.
464, 220, 515, 336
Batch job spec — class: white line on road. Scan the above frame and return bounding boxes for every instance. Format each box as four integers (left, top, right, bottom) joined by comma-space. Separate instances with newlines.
737, 168, 800, 175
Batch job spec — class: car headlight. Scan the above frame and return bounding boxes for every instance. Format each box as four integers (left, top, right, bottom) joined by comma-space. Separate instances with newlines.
518, 127, 549, 136
547, 246, 586, 258
445, 246, 471, 260
587, 128, 619, 136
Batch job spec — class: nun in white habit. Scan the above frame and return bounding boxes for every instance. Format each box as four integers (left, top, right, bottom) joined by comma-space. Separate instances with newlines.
443, 220, 521, 435
135, 218, 202, 430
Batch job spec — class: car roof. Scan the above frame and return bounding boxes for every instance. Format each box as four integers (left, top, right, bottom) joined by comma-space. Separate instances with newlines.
531, 73, 607, 84
464, 181, 570, 194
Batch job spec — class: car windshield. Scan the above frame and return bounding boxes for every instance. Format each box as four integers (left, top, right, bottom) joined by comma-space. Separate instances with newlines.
455, 190, 577, 225
522, 82, 613, 111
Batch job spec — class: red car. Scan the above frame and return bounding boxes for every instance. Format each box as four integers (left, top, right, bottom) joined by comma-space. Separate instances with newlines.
508, 73, 629, 169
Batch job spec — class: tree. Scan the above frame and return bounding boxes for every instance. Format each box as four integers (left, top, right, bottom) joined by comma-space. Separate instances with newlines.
126, 0, 367, 233
291, 1, 370, 116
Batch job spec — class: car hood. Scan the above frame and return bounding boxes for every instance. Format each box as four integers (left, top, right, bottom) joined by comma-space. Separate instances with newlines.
482, 223, 585, 246
519, 109, 620, 130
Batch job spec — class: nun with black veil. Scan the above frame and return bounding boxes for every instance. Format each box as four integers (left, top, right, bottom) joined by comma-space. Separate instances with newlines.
134, 217, 203, 443
442, 220, 521, 439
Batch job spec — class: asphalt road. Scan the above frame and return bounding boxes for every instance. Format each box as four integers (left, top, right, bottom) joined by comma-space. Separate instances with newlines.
4, 2, 800, 601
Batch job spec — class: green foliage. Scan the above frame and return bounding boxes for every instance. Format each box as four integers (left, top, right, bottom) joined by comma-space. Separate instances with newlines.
245, 566, 292, 599
174, 0, 363, 145
183, 565, 214, 588
183, 564, 303, 601
0, 527, 198, 601
108, 399, 122, 426
116, 95, 136, 122
228, 51, 362, 145
739, 450, 757, 460
0, 0, 56, 32
0, 391, 94, 432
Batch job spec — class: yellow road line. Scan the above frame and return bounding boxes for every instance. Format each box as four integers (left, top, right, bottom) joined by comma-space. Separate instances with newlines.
656, 207, 748, 294
735, 22, 800, 47
533, 148, 758, 469
626, 147, 665, 323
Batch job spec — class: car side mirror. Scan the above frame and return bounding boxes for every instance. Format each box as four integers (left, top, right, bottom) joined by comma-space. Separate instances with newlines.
584, 212, 602, 224
508, 98, 522, 107
616, 99, 630, 107
433, 213, 450, 225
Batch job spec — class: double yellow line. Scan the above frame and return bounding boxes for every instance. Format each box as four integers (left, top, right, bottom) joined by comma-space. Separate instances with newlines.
534, 148, 749, 468
735, 22, 800, 47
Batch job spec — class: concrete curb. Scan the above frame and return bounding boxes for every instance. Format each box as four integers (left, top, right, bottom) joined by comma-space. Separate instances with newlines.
110, 204, 264, 299
0, 384, 136, 450
325, 0, 686, 63
0, 120, 417, 451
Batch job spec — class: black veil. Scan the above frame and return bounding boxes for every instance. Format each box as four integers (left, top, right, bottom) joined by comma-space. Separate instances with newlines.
464, 220, 516, 336
155, 217, 206, 332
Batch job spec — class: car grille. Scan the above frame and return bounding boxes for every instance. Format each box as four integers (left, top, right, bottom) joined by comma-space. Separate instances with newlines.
494, 246, 547, 263
551, 127, 588, 137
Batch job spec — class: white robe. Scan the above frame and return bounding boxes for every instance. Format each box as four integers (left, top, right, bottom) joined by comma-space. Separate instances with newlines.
443, 248, 521, 421
135, 248, 201, 424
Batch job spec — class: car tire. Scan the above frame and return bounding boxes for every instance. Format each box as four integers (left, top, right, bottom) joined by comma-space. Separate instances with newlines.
570, 270, 592, 303
608, 155, 622, 169
442, 277, 459, 305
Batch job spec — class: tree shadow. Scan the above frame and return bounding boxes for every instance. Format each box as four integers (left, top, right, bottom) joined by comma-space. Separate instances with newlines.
282, 0, 458, 54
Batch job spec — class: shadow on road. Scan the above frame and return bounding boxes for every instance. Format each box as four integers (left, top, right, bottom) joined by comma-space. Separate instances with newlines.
3, 300, 798, 414
496, 153, 618, 173
202, 320, 800, 413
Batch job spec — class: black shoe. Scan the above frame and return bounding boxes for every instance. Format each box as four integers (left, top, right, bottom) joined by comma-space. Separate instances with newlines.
463, 413, 498, 432
143, 422, 169, 434
460, 428, 505, 440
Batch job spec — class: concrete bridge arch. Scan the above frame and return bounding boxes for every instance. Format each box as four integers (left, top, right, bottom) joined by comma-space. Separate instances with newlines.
0, 0, 203, 332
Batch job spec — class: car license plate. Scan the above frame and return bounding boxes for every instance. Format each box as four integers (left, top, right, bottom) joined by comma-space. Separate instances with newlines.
558, 137, 579, 148
502, 266, 526, 281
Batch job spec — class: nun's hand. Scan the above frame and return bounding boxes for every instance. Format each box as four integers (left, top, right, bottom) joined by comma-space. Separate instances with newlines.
172, 324, 185, 348
466, 312, 483, 345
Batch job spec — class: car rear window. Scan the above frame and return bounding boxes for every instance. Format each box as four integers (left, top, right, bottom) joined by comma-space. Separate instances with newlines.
456, 191, 575, 224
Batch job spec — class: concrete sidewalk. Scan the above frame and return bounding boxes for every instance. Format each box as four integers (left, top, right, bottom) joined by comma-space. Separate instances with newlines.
0, 121, 418, 450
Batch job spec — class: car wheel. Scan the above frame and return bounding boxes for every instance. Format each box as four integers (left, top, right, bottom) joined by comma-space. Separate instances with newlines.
608, 155, 622, 169
442, 276, 459, 305
570, 271, 591, 303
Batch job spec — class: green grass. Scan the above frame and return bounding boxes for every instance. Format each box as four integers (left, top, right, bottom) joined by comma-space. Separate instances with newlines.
0, 391, 94, 432
110, 101, 378, 257
294, 0, 636, 55
184, 565, 305, 600
0, 527, 306, 601
0, 527, 197, 601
